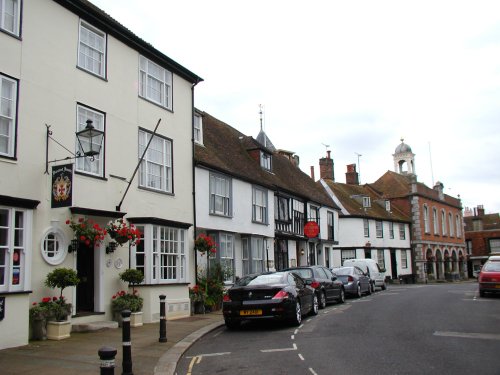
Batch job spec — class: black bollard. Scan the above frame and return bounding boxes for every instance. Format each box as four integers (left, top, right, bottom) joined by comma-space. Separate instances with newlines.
121, 309, 133, 375
98, 346, 117, 375
159, 294, 167, 342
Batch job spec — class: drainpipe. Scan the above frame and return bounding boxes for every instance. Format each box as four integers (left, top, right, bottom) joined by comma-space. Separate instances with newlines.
191, 81, 200, 285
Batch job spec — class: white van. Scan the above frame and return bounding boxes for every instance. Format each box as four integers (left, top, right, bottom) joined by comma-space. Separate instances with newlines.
343, 258, 387, 291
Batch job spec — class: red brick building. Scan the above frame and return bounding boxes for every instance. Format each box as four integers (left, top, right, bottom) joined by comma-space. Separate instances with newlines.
369, 140, 466, 282
464, 205, 500, 277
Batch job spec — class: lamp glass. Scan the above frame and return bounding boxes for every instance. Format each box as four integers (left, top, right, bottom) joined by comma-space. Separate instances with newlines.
76, 120, 104, 157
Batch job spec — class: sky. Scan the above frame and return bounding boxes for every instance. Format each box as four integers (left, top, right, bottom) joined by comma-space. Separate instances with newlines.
89, 0, 500, 214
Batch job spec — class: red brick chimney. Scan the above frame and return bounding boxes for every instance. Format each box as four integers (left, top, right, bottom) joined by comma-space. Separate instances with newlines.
319, 150, 334, 180
476, 205, 485, 217
310, 166, 315, 180
345, 164, 359, 185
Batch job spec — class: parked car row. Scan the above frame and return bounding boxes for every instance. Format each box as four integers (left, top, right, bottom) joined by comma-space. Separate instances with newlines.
222, 264, 381, 329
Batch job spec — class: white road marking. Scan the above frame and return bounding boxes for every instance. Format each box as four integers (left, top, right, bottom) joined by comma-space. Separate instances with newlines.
291, 335, 295, 340
434, 331, 500, 340
186, 352, 231, 358
309, 368, 319, 375
298, 353, 304, 360
294, 328, 300, 335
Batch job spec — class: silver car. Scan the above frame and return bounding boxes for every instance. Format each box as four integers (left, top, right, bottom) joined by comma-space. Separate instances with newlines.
332, 266, 371, 298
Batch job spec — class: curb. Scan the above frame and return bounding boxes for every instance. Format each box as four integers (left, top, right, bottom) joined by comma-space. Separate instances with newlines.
153, 321, 225, 375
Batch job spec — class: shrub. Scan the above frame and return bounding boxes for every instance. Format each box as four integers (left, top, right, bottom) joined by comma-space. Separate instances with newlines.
111, 290, 143, 313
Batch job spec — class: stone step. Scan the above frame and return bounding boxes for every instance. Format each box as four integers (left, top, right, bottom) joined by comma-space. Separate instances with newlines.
71, 320, 118, 333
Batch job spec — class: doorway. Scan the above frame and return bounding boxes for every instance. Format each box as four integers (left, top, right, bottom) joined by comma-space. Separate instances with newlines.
390, 250, 398, 279
274, 239, 289, 270
76, 242, 95, 313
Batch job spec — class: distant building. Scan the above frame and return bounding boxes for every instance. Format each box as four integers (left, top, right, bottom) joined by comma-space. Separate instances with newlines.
464, 205, 500, 277
370, 140, 466, 282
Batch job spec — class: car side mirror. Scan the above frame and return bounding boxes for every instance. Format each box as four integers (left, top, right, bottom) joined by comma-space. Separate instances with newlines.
331, 276, 337, 281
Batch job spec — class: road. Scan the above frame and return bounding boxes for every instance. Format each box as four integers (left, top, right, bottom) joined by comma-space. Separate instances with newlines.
176, 282, 500, 375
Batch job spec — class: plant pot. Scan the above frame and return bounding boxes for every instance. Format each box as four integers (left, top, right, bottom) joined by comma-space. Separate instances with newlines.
30, 318, 47, 341
47, 320, 71, 340
130, 311, 143, 327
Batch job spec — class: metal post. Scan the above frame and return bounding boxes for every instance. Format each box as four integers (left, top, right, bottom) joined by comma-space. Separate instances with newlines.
159, 295, 167, 342
121, 310, 133, 375
98, 346, 117, 375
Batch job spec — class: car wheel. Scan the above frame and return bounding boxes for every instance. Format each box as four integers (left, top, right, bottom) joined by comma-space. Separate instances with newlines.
356, 283, 362, 298
381, 282, 387, 291
290, 301, 302, 326
370, 282, 375, 293
366, 283, 372, 295
318, 291, 326, 309
479, 289, 485, 297
309, 294, 319, 316
337, 287, 345, 304
224, 319, 240, 330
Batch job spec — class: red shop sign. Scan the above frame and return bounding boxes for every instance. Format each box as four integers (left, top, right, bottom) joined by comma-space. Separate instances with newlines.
304, 221, 320, 238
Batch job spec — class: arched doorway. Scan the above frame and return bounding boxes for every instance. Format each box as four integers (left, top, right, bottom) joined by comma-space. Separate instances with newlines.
436, 249, 443, 280
426, 248, 434, 280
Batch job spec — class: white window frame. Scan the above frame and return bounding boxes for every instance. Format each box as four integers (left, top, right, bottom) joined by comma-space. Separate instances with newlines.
131, 224, 186, 284
363, 218, 370, 237
75, 105, 105, 177
40, 227, 67, 265
377, 250, 385, 269
209, 172, 231, 216
327, 211, 334, 240
376, 221, 383, 238
194, 113, 203, 145
456, 215, 461, 238
78, 20, 106, 78
218, 233, 234, 283
138, 129, 172, 193
489, 239, 500, 254
251, 237, 265, 274
441, 210, 447, 235
448, 212, 454, 237
389, 222, 394, 239
0, 74, 17, 158
363, 196, 371, 208
399, 223, 406, 240
0, 0, 21, 36
252, 186, 268, 224
423, 205, 430, 233
139, 55, 173, 109
341, 249, 356, 265
260, 151, 271, 171
385, 200, 391, 212
433, 207, 439, 235
401, 250, 408, 269
0, 206, 32, 292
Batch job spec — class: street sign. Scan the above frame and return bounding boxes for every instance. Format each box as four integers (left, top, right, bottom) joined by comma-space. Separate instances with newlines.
304, 221, 320, 238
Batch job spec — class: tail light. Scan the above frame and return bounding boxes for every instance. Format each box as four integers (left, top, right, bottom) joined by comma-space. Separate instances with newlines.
272, 290, 289, 300
223, 294, 232, 302
310, 281, 321, 289
347, 276, 354, 283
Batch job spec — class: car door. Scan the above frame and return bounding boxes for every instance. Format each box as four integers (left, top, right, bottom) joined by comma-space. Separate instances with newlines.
290, 273, 311, 314
355, 266, 370, 292
322, 267, 340, 301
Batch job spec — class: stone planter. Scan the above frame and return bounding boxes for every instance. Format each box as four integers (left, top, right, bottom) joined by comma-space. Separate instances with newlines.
130, 311, 143, 327
30, 318, 47, 341
47, 320, 71, 340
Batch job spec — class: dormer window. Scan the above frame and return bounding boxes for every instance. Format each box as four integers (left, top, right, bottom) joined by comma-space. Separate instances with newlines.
260, 151, 272, 171
363, 196, 371, 208
385, 200, 391, 212
194, 114, 203, 144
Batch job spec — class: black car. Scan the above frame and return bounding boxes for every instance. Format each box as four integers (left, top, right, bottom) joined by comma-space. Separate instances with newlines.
285, 265, 345, 308
222, 271, 318, 329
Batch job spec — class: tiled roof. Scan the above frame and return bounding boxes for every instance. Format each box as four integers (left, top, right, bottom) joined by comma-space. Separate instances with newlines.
464, 213, 500, 231
322, 180, 409, 222
195, 112, 339, 209
371, 171, 462, 208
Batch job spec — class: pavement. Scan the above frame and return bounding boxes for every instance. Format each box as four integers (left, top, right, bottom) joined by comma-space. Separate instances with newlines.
0, 311, 224, 375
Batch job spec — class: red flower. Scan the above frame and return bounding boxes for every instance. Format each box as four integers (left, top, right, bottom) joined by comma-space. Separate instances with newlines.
42, 297, 51, 303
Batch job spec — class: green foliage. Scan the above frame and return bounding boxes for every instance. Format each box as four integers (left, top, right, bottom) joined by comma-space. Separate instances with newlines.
45, 268, 80, 299
30, 296, 72, 322
111, 290, 143, 313
119, 269, 144, 289
197, 262, 232, 310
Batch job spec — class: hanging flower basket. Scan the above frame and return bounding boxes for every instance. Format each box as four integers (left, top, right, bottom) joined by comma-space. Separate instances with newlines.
66, 217, 106, 248
106, 219, 141, 246
194, 234, 216, 255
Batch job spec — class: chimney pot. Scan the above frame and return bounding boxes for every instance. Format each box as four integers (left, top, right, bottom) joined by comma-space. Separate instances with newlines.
310, 166, 315, 180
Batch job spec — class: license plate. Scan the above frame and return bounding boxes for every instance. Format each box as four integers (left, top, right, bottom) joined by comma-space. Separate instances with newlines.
240, 309, 262, 316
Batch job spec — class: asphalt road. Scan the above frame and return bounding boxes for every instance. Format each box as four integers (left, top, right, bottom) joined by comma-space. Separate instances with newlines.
176, 282, 500, 375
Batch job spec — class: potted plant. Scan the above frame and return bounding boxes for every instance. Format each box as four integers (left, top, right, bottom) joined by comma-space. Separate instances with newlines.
66, 217, 107, 250
112, 269, 144, 327
194, 233, 216, 255
189, 285, 206, 314
106, 219, 141, 246
29, 297, 52, 340
44, 268, 79, 340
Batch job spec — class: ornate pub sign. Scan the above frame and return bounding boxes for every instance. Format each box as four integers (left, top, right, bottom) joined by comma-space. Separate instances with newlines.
51, 164, 73, 208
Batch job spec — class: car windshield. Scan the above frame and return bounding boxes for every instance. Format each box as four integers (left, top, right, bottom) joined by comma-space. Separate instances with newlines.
235, 273, 285, 286
483, 262, 500, 272
289, 269, 313, 279
334, 267, 353, 276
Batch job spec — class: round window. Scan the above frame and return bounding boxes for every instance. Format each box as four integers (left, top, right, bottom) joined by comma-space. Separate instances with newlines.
41, 228, 67, 265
